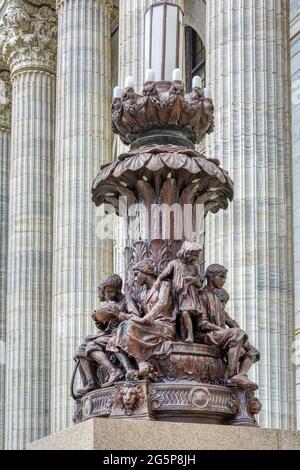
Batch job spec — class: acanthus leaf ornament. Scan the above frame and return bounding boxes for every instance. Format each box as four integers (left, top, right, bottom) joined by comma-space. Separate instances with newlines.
56, 0, 113, 12
111, 81, 214, 146
0, 0, 57, 76
0, 65, 11, 129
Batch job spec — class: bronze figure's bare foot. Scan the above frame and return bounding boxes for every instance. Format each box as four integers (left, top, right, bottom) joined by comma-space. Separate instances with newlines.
230, 373, 259, 392
102, 368, 124, 389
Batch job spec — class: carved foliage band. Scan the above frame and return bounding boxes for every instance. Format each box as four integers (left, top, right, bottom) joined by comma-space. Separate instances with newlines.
112, 82, 215, 145
56, 0, 113, 12
0, 60, 11, 128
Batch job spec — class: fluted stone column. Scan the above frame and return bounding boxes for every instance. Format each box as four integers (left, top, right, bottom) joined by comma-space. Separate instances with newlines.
0, 0, 57, 449
206, 1, 296, 429
52, 0, 113, 432
291, 0, 300, 429
0, 60, 11, 450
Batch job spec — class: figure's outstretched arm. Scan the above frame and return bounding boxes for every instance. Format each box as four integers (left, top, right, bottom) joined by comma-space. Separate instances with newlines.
125, 294, 140, 317
224, 310, 240, 328
196, 298, 222, 332
198, 318, 222, 332
134, 283, 171, 324
193, 273, 205, 288
156, 261, 175, 283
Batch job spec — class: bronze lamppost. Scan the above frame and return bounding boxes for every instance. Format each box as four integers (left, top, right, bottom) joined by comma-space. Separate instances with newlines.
71, 1, 261, 427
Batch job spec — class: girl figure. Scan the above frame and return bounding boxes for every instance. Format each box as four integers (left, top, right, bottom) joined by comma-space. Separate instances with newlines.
154, 240, 204, 343
107, 259, 175, 378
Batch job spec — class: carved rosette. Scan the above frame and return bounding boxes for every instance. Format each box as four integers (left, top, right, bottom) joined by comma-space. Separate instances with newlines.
0, 62, 11, 129
0, 0, 57, 76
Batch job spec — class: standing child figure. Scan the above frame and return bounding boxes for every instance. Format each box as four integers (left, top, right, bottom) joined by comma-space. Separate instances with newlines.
154, 240, 204, 343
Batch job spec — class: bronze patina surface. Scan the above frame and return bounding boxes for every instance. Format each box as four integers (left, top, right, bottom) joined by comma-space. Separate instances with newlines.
71, 80, 261, 426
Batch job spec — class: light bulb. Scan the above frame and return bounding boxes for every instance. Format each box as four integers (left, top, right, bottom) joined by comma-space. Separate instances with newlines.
145, 69, 155, 82
125, 76, 134, 89
192, 76, 202, 89
113, 86, 122, 99
172, 68, 182, 82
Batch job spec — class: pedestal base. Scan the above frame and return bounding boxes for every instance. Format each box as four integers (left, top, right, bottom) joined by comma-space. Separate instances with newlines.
74, 381, 258, 426
27, 419, 300, 450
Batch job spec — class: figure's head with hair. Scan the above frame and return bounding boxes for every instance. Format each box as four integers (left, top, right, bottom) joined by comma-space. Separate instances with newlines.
97, 274, 123, 302
177, 239, 202, 264
205, 264, 228, 290
215, 288, 230, 307
133, 259, 156, 286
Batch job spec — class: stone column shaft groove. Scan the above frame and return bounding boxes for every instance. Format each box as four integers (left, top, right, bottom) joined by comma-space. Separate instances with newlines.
291, 0, 300, 428
52, 0, 113, 432
0, 61, 11, 450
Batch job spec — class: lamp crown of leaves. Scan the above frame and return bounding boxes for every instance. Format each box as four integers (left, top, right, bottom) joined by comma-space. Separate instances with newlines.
112, 81, 214, 147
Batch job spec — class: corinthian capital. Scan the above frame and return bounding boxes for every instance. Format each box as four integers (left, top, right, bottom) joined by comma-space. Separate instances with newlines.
0, 59, 11, 129
56, 0, 113, 12
0, 0, 57, 76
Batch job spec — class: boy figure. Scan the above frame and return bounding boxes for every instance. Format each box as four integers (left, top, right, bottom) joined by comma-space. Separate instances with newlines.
74, 274, 138, 396
196, 264, 260, 391
154, 240, 204, 343
215, 287, 260, 380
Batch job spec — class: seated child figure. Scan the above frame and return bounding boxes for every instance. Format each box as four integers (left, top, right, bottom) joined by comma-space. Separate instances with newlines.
74, 274, 138, 395
215, 287, 260, 383
196, 264, 260, 391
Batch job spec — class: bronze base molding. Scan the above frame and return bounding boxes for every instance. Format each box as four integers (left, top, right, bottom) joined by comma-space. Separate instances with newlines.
73, 344, 259, 427
74, 381, 258, 427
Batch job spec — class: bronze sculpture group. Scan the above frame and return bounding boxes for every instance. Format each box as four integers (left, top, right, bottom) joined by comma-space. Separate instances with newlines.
71, 78, 262, 426
74, 249, 260, 397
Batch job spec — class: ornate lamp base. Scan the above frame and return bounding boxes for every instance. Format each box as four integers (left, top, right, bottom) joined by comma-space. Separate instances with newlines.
73, 344, 259, 428
74, 382, 258, 427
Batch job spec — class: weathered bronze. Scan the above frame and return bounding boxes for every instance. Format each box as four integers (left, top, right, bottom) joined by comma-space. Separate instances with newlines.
71, 79, 261, 426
